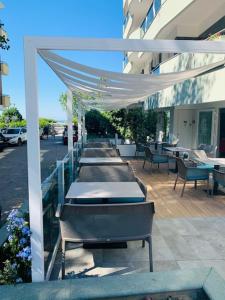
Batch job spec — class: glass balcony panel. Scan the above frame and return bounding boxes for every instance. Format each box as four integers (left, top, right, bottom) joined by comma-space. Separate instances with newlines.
42, 165, 61, 275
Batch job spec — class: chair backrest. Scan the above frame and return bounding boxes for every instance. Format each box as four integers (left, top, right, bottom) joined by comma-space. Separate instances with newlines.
136, 177, 147, 199
213, 169, 225, 186
176, 157, 187, 178
192, 150, 208, 160
60, 202, 155, 242
144, 146, 153, 160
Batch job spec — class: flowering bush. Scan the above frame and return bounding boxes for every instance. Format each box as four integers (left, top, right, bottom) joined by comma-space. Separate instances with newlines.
0, 209, 32, 284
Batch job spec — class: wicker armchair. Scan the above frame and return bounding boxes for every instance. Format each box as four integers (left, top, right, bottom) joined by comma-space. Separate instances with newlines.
174, 158, 210, 197
143, 146, 169, 173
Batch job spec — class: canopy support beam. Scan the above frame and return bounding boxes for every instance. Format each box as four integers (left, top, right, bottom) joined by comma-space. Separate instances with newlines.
24, 37, 225, 283
24, 39, 45, 282
67, 89, 73, 152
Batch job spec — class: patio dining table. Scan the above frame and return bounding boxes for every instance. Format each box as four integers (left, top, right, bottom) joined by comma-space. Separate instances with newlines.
65, 182, 144, 201
84, 142, 112, 148
81, 148, 119, 158
79, 157, 124, 165
77, 164, 136, 182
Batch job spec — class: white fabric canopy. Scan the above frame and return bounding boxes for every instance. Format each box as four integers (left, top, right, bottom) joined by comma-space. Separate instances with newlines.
39, 50, 225, 110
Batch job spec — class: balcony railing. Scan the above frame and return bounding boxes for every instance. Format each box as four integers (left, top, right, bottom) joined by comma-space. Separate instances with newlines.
150, 28, 225, 75
123, 53, 129, 69
0, 61, 9, 75
0, 95, 10, 107
140, 0, 162, 38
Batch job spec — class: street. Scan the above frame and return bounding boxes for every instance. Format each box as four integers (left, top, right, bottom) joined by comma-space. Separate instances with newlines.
0, 136, 67, 222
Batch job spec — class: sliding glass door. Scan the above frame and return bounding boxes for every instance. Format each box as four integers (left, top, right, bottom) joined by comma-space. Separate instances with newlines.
198, 111, 212, 145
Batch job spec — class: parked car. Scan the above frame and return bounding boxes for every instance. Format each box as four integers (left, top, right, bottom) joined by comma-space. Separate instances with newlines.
3, 127, 27, 146
63, 126, 78, 145
0, 132, 7, 152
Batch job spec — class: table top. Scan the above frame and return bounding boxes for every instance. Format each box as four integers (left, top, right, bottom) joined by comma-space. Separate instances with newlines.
65, 182, 144, 199
84, 142, 111, 148
78, 165, 136, 182
83, 147, 113, 150
164, 146, 190, 152
79, 157, 123, 165
81, 148, 119, 158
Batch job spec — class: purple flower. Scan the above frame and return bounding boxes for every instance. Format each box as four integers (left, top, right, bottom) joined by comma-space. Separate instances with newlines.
8, 235, 13, 242
22, 226, 31, 236
16, 246, 31, 261
19, 237, 27, 246
7, 209, 19, 221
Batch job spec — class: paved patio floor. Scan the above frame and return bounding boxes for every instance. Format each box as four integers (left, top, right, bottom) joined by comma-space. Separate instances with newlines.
51, 159, 225, 280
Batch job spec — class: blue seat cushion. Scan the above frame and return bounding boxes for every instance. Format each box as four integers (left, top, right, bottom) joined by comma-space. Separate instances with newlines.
197, 164, 214, 170
186, 175, 209, 181
109, 197, 145, 203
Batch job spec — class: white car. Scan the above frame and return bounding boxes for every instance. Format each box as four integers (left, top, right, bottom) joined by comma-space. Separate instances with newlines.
3, 127, 27, 146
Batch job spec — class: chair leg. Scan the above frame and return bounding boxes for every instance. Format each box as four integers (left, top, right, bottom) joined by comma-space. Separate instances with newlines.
147, 236, 153, 272
142, 240, 145, 248
61, 239, 66, 279
143, 159, 146, 169
194, 180, 197, 189
158, 163, 159, 169
207, 179, 210, 197
167, 162, 170, 175
181, 180, 186, 197
174, 174, 178, 190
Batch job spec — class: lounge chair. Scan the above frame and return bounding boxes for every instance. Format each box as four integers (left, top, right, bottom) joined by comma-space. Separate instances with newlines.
174, 158, 210, 197
143, 146, 169, 173
58, 202, 155, 278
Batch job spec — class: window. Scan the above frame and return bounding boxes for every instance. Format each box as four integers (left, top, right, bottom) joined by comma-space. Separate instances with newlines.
6, 129, 20, 134
198, 111, 212, 145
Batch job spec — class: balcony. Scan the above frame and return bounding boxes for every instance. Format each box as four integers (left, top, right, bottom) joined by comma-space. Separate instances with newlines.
0, 27, 7, 38
0, 62, 9, 75
0, 95, 10, 107
123, 0, 152, 38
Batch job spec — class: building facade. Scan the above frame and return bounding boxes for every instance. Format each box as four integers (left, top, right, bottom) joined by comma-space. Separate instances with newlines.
123, 0, 225, 157
0, 2, 10, 110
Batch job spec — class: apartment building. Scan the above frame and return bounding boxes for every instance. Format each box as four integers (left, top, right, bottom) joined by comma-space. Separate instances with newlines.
0, 2, 10, 110
123, 0, 225, 157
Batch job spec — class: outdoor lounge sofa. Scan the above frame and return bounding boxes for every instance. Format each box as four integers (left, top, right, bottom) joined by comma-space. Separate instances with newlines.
58, 202, 155, 278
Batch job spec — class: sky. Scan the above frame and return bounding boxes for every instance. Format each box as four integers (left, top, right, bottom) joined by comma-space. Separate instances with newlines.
1, 0, 123, 120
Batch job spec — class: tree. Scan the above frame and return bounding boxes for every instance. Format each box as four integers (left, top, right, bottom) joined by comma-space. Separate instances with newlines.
59, 92, 95, 115
0, 107, 23, 123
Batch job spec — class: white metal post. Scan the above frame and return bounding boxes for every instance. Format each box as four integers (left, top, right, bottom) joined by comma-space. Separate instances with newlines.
78, 100, 82, 142
57, 160, 64, 204
24, 38, 45, 282
82, 109, 87, 144
67, 89, 73, 153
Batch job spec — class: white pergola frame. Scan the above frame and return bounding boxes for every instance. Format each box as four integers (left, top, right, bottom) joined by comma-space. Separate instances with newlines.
24, 37, 225, 282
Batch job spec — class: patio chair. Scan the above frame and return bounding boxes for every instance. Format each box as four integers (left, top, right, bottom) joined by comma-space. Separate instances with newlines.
135, 176, 147, 200
143, 146, 169, 173
135, 142, 145, 157
174, 158, 210, 197
212, 169, 225, 196
58, 202, 155, 278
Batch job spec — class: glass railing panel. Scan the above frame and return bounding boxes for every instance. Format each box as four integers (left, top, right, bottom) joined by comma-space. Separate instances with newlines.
42, 164, 61, 275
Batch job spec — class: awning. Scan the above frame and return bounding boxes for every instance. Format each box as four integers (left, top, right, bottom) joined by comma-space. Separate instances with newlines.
39, 49, 225, 111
